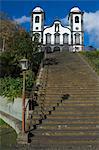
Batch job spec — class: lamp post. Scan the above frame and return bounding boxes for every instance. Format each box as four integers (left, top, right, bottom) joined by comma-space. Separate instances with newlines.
20, 58, 28, 133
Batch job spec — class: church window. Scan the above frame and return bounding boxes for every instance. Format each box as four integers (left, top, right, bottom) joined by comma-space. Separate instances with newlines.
75, 33, 80, 44
55, 24, 59, 32
35, 16, 39, 23
46, 33, 51, 44
76, 27, 79, 30
63, 33, 69, 44
36, 27, 38, 30
34, 33, 40, 42
55, 33, 60, 44
75, 16, 79, 23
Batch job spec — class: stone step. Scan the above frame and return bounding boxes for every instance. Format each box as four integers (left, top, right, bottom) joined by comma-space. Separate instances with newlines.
24, 144, 99, 149
40, 86, 99, 89
47, 115, 99, 120
34, 109, 99, 116
42, 120, 99, 125
38, 100, 99, 104
47, 79, 99, 83
47, 84, 99, 87
33, 130, 99, 137
44, 90, 99, 94
44, 95, 99, 99
33, 127, 99, 133
34, 105, 99, 113
45, 95, 99, 99
40, 103, 99, 107
60, 102, 99, 105
32, 108, 99, 117
39, 122, 99, 129
38, 124, 99, 130
43, 118, 99, 123
39, 91, 99, 95
69, 97, 99, 100
56, 104, 99, 109
46, 84, 99, 88
31, 136, 99, 145
51, 111, 99, 115
42, 85, 99, 89
47, 81, 98, 84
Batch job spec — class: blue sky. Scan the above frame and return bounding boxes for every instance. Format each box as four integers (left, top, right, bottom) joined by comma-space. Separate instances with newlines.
1, 0, 99, 48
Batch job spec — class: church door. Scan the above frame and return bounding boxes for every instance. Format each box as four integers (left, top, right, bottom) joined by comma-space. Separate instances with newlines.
46, 33, 51, 44
63, 33, 69, 44
55, 33, 60, 44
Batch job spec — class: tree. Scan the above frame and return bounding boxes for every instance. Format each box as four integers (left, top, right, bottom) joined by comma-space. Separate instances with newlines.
0, 12, 44, 77
0, 11, 25, 51
0, 12, 44, 99
0, 51, 20, 77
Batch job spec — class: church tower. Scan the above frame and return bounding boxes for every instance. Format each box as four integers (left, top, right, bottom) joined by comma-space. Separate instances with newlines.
31, 6, 45, 43
69, 7, 84, 52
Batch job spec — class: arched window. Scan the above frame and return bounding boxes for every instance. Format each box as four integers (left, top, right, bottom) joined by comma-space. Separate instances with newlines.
75, 33, 80, 44
63, 33, 69, 44
75, 16, 79, 23
46, 33, 51, 44
54, 33, 60, 44
35, 16, 39, 23
34, 33, 40, 42
55, 24, 59, 32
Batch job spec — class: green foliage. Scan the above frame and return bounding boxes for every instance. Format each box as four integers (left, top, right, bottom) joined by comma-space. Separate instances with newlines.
0, 30, 44, 77
10, 31, 34, 60
0, 77, 22, 101
25, 70, 35, 92
0, 118, 6, 126
80, 51, 99, 74
0, 12, 44, 100
0, 70, 35, 100
32, 52, 44, 74
0, 51, 20, 77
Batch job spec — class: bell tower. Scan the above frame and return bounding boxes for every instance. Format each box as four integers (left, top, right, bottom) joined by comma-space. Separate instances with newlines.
31, 6, 45, 43
69, 7, 84, 52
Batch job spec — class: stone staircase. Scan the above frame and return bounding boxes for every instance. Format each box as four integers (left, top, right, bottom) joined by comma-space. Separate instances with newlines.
29, 51, 99, 149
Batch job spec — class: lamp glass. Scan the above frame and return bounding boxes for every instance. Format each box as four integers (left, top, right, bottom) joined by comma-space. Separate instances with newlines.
20, 58, 28, 70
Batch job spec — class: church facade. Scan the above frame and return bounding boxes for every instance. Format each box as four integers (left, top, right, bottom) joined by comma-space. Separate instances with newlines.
31, 6, 84, 52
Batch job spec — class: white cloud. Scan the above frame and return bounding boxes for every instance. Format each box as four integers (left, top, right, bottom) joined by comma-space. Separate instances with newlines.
84, 10, 99, 47
61, 10, 99, 47
14, 16, 30, 24
61, 15, 68, 26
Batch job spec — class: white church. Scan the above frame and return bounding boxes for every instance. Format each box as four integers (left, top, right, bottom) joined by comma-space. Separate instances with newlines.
31, 6, 84, 52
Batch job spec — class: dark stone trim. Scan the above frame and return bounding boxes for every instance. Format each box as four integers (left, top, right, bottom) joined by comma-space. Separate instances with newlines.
69, 12, 84, 15
43, 44, 71, 46
63, 33, 69, 35
71, 31, 84, 33
45, 33, 52, 35
32, 31, 43, 33
72, 44, 84, 46
54, 32, 60, 35
74, 33, 80, 35
32, 11, 44, 14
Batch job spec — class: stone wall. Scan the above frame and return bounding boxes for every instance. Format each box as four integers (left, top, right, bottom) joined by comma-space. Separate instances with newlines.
0, 96, 28, 121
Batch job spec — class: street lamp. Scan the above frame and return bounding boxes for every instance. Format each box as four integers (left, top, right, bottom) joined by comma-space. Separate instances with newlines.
20, 58, 28, 133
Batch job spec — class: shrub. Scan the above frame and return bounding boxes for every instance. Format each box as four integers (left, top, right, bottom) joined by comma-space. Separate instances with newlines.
0, 77, 22, 101
0, 70, 35, 101
25, 70, 35, 92
80, 51, 99, 74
